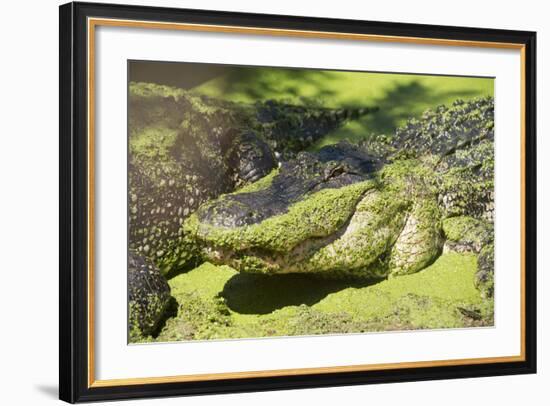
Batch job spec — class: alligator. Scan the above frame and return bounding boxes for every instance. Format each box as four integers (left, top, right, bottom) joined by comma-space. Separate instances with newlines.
184, 97, 495, 297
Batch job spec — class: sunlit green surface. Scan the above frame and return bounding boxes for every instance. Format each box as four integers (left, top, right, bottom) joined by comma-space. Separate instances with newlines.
194, 67, 494, 147
151, 253, 492, 342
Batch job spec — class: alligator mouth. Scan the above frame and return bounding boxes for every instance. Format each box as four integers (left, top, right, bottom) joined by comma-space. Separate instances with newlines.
205, 208, 358, 273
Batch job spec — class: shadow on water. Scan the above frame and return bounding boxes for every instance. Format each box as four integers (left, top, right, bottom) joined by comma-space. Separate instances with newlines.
151, 296, 179, 338
314, 80, 480, 147
198, 65, 482, 140
128, 61, 229, 90
220, 273, 383, 315
218, 68, 338, 101
362, 80, 479, 135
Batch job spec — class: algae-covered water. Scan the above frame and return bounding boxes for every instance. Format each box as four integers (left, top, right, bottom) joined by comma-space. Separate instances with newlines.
138, 253, 492, 343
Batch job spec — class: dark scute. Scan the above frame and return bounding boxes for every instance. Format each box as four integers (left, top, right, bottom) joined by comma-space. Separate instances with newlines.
225, 130, 277, 184
197, 142, 380, 228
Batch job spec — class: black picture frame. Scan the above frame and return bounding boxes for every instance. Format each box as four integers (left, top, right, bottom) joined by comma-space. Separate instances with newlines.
59, 1, 537, 403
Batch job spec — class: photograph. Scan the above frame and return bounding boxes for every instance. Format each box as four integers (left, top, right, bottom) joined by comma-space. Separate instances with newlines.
54, 1, 536, 402
127, 61, 496, 343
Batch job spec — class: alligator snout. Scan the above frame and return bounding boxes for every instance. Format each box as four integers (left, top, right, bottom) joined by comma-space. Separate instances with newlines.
196, 142, 380, 230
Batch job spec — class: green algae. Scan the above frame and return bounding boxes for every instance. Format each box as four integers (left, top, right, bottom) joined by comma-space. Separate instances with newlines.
299, 188, 408, 277
443, 216, 493, 248
232, 168, 280, 194
186, 180, 375, 254
314, 252, 481, 321
389, 198, 443, 277
141, 252, 493, 343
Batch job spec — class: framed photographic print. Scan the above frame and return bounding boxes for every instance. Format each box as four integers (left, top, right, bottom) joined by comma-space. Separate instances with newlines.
59, 1, 537, 403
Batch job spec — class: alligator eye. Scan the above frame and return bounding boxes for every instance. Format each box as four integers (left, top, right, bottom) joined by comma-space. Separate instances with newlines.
324, 165, 345, 180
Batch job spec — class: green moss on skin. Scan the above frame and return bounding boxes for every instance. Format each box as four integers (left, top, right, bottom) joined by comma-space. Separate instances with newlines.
157, 234, 202, 277
233, 168, 280, 194
128, 81, 248, 274
300, 188, 409, 277
389, 198, 443, 277
185, 180, 375, 253
130, 81, 187, 99
129, 296, 169, 343
442, 216, 493, 253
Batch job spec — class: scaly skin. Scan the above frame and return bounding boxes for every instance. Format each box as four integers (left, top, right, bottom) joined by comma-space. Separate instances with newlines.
128, 82, 377, 275
128, 251, 172, 339
186, 98, 494, 293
